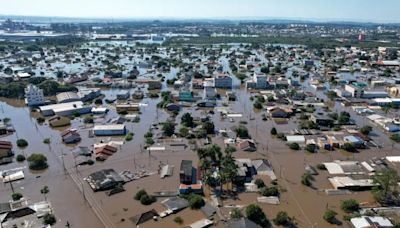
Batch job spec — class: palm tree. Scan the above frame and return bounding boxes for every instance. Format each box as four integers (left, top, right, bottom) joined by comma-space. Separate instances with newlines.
41, 186, 49, 201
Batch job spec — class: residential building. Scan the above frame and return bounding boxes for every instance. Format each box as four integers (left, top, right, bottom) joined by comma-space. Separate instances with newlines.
93, 124, 126, 136
180, 160, 193, 184
246, 72, 268, 89
351, 216, 393, 228
0, 141, 13, 159
213, 73, 232, 88
24, 84, 45, 106
56, 92, 80, 103
61, 129, 81, 144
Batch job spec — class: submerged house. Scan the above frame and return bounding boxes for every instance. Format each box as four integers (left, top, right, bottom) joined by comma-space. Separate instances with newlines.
180, 160, 193, 185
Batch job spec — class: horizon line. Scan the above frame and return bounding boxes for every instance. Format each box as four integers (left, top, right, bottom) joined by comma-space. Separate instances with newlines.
1, 14, 400, 25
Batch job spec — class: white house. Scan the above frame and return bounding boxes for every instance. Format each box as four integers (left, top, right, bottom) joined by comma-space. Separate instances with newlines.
25, 84, 45, 106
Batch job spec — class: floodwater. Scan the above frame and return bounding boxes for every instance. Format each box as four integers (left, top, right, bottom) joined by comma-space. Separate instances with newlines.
1, 43, 399, 228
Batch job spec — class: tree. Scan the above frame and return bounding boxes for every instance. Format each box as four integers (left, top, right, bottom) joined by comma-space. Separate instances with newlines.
301, 172, 315, 186
372, 168, 400, 205
174, 216, 183, 224
41, 186, 49, 201
245, 204, 269, 227
43, 213, 56, 225
12, 192, 23, 201
254, 178, 265, 189
338, 111, 351, 124
140, 194, 156, 205
391, 134, 400, 143
253, 101, 263, 109
274, 211, 290, 226
360, 125, 372, 136
343, 143, 357, 152
188, 194, 204, 209
260, 186, 279, 197
27, 153, 48, 170
162, 121, 175, 136
305, 144, 316, 153
230, 208, 243, 219
323, 209, 337, 224
16, 154, 26, 162
289, 143, 300, 150
16, 139, 28, 148
179, 127, 189, 137
340, 199, 359, 213
234, 125, 250, 138
270, 127, 277, 135
134, 189, 147, 200
181, 113, 194, 128
202, 120, 215, 134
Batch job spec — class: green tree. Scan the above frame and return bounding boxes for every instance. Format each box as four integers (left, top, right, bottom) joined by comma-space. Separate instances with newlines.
301, 172, 315, 186
181, 113, 194, 128
16, 139, 28, 148
41, 186, 49, 201
245, 204, 269, 227
340, 199, 359, 213
254, 178, 265, 189
43, 213, 56, 225
27, 153, 48, 170
360, 125, 372, 135
134, 189, 148, 200
12, 192, 23, 201
273, 211, 290, 226
270, 127, 277, 135
188, 194, 204, 209
162, 121, 175, 136
234, 125, 250, 138
230, 208, 243, 219
202, 120, 215, 134
372, 168, 400, 205
323, 209, 337, 224
289, 142, 300, 150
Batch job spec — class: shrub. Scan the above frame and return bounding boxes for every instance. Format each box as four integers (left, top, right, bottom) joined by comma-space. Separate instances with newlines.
273, 211, 289, 226
188, 194, 205, 209
16, 139, 28, 148
37, 117, 45, 124
134, 189, 147, 200
261, 186, 279, 197
145, 137, 154, 145
174, 216, 183, 224
245, 204, 269, 227
305, 144, 316, 153
140, 194, 156, 205
125, 132, 134, 141
316, 164, 326, 170
289, 143, 300, 150
12, 192, 23, 201
341, 199, 360, 213
230, 208, 243, 219
43, 213, 56, 225
360, 125, 372, 135
84, 116, 94, 124
390, 134, 400, 142
16, 154, 26, 162
27, 153, 48, 170
343, 143, 357, 152
254, 178, 265, 189
43, 138, 50, 144
301, 172, 314, 186
270, 127, 277, 135
323, 209, 337, 224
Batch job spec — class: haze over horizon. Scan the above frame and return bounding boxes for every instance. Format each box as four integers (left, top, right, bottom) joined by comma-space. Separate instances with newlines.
2, 0, 400, 23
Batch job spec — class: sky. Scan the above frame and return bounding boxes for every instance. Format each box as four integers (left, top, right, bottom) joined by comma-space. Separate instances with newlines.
1, 0, 400, 23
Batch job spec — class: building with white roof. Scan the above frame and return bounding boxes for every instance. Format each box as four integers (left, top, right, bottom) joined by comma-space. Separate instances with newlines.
351, 216, 393, 228
39, 101, 92, 116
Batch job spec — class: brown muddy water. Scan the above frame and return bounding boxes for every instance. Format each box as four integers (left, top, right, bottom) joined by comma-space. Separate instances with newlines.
0, 84, 398, 228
